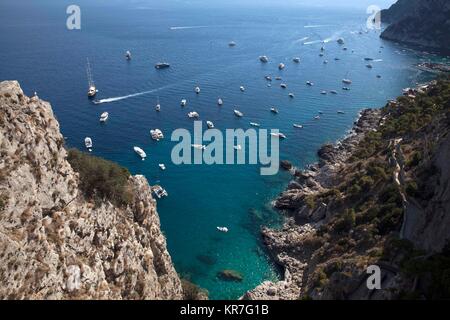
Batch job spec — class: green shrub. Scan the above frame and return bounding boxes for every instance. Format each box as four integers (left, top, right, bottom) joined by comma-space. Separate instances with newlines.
67, 149, 133, 207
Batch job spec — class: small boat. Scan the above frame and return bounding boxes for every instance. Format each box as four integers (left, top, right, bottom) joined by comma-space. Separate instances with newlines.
217, 226, 229, 233
99, 112, 109, 122
234, 110, 244, 117
376, 75, 382, 78
150, 129, 164, 141
321, 91, 327, 95
366, 64, 373, 69
250, 122, 260, 127
265, 75, 272, 81
180, 99, 187, 107
125, 50, 132, 60
192, 144, 206, 150
364, 57, 374, 61
314, 115, 321, 120
188, 111, 200, 119
275, 76, 282, 81
342, 78, 352, 84
318, 111, 324, 114
289, 93, 295, 98
334, 57, 341, 61
259, 55, 269, 63
270, 107, 279, 114
337, 111, 345, 114
323, 60, 328, 64
306, 81, 314, 86
159, 164, 166, 171
293, 57, 300, 63
280, 83, 287, 89
319, 53, 324, 57
155, 62, 170, 69
240, 86, 245, 92
228, 41, 236, 47
217, 98, 223, 106
152, 185, 168, 198
134, 146, 146, 160
278, 63, 285, 70
84, 137, 93, 152
195, 86, 201, 94
271, 132, 286, 139
293, 124, 303, 128
320, 46, 325, 52
342, 87, 351, 91
330, 90, 338, 94
206, 121, 215, 129
267, 84, 272, 87
234, 145, 242, 150
343, 47, 348, 51
337, 38, 345, 45
155, 97, 161, 111
86, 59, 97, 97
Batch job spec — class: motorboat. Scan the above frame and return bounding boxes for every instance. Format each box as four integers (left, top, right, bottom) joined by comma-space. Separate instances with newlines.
233, 145, 242, 151
343, 47, 348, 51
134, 146, 146, 160
319, 53, 324, 57
259, 55, 269, 63
192, 144, 206, 150
86, 59, 97, 97
337, 38, 345, 45
150, 129, 164, 141
228, 41, 236, 47
342, 78, 352, 84
155, 97, 161, 111
181, 99, 187, 107
188, 111, 200, 119
217, 227, 229, 233
206, 121, 215, 129
125, 50, 131, 60
240, 86, 245, 92
84, 137, 93, 152
217, 98, 223, 106
337, 110, 345, 114
289, 93, 295, 98
293, 124, 303, 128
376, 75, 382, 78
314, 115, 321, 120
293, 57, 300, 63
278, 63, 285, 70
270, 107, 279, 114
155, 62, 170, 69
271, 132, 286, 139
321, 91, 327, 95
334, 57, 341, 61
364, 57, 374, 61
366, 64, 373, 69
306, 81, 314, 86
234, 110, 244, 117
330, 90, 338, 94
265, 75, 272, 81
280, 83, 287, 89
99, 112, 109, 122
152, 185, 168, 198
250, 122, 260, 127
159, 164, 166, 171
195, 86, 201, 94
342, 87, 351, 91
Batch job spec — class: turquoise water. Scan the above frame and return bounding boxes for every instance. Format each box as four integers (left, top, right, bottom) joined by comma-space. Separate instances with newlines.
0, 1, 446, 299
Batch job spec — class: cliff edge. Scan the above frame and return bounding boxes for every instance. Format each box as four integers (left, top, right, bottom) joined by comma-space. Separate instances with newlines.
0, 81, 184, 299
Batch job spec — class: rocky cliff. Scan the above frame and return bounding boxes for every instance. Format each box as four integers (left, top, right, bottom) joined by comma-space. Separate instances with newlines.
245, 79, 450, 300
0, 81, 184, 299
380, 0, 450, 53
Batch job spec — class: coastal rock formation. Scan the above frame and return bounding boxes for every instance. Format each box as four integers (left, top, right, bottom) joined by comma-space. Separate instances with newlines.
0, 81, 183, 299
380, 0, 450, 52
246, 79, 450, 300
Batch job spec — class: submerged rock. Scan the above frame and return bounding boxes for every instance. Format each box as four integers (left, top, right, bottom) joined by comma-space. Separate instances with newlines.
217, 270, 243, 282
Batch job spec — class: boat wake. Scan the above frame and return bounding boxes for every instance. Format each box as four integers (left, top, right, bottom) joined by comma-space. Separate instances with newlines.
303, 39, 324, 45
304, 24, 335, 28
170, 26, 208, 30
93, 85, 171, 104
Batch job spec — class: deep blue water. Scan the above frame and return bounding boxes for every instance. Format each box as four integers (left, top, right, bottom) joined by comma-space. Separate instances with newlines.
0, 1, 446, 299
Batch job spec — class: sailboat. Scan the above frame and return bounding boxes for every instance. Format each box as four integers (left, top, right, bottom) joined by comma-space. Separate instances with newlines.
86, 58, 97, 97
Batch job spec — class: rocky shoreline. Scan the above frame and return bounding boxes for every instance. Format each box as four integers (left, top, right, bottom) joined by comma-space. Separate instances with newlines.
243, 108, 382, 300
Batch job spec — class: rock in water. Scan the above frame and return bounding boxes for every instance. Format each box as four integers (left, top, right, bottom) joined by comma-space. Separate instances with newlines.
280, 160, 293, 170
217, 270, 243, 282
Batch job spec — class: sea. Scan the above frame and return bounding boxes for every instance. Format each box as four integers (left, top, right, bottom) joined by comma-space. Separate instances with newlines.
0, 0, 447, 299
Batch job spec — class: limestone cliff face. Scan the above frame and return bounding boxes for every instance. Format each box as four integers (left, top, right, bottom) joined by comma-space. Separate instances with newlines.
0, 81, 183, 299
380, 0, 450, 52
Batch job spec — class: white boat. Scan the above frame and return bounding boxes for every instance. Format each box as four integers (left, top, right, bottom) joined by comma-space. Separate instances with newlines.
159, 164, 166, 170
270, 107, 279, 114
265, 75, 272, 81
342, 87, 351, 91
337, 110, 345, 114
314, 115, 321, 120
99, 112, 109, 122
152, 185, 168, 198
188, 111, 199, 119
234, 145, 242, 150
206, 121, 215, 129
155, 62, 170, 69
337, 38, 345, 45
293, 57, 300, 63
155, 97, 161, 111
195, 86, 201, 94
250, 122, 260, 127
289, 93, 295, 98
181, 99, 187, 107
150, 129, 164, 141
280, 83, 287, 89
217, 226, 229, 233
321, 46, 325, 51
323, 60, 328, 64
86, 59, 97, 97
271, 132, 286, 139
134, 146, 146, 160
275, 76, 282, 81
192, 144, 206, 150
306, 81, 314, 86
125, 50, 131, 60
278, 63, 285, 70
228, 41, 236, 47
330, 90, 338, 94
84, 137, 93, 152
217, 98, 223, 106
293, 124, 303, 128
234, 110, 243, 117
321, 90, 327, 95
240, 86, 245, 92
259, 55, 269, 63
342, 79, 352, 84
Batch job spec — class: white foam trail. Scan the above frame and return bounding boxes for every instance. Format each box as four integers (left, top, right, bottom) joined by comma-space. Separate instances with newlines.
304, 25, 334, 28
323, 37, 333, 43
303, 40, 324, 45
94, 86, 170, 104
170, 26, 208, 30
373, 59, 383, 62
